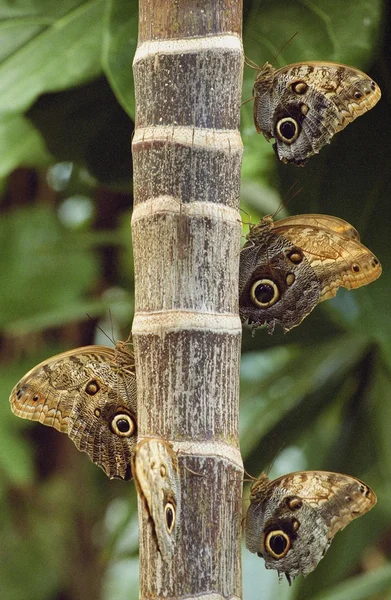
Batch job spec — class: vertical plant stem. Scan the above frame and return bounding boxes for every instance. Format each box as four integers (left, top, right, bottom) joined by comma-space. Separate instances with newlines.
132, 2, 244, 598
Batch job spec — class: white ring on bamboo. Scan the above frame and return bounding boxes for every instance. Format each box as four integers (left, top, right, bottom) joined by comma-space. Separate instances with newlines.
132, 125, 243, 151
153, 595, 240, 600
136, 439, 243, 469
133, 34, 242, 64
132, 311, 242, 334
131, 196, 241, 225
173, 441, 243, 468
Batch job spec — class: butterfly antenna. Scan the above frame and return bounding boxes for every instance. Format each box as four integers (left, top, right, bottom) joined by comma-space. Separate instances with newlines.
245, 31, 298, 73
272, 180, 302, 219
241, 95, 256, 107
283, 180, 303, 212
183, 464, 204, 477
108, 308, 115, 342
243, 467, 256, 481
86, 313, 116, 346
264, 442, 286, 476
271, 31, 299, 65
239, 206, 253, 226
244, 55, 261, 70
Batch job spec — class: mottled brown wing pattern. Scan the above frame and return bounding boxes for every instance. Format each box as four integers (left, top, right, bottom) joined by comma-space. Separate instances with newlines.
239, 214, 381, 333
253, 62, 381, 165
9, 343, 137, 480
132, 438, 180, 562
245, 470, 376, 582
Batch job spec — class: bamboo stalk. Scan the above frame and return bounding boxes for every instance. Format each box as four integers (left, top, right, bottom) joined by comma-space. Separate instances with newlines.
132, 2, 244, 598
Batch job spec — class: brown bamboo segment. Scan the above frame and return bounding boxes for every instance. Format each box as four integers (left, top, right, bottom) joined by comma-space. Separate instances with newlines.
132, 2, 244, 598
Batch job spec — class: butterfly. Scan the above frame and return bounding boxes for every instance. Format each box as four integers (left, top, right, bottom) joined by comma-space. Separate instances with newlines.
245, 470, 376, 583
9, 341, 137, 480
132, 437, 180, 561
239, 213, 382, 333
253, 61, 381, 165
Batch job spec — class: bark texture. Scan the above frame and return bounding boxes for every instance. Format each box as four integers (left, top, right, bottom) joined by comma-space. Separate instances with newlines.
132, 2, 243, 599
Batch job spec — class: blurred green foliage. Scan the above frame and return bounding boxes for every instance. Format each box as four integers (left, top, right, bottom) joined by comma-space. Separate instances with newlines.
0, 0, 390, 599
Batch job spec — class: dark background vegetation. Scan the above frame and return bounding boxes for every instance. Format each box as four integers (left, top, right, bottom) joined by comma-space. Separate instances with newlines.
0, 1, 390, 599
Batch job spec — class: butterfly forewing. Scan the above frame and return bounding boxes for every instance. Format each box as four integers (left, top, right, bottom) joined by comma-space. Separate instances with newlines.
245, 470, 376, 581
9, 343, 137, 480
253, 61, 381, 165
239, 214, 381, 333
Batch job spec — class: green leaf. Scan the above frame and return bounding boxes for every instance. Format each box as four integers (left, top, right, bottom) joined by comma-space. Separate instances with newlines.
243, 0, 383, 69
0, 206, 99, 330
240, 336, 369, 460
0, 114, 52, 177
103, 0, 138, 118
311, 564, 391, 600
0, 0, 105, 115
0, 0, 85, 62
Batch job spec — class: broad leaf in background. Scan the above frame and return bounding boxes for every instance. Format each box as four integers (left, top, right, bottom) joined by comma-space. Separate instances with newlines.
0, 114, 52, 178
0, 0, 104, 115
103, 0, 138, 119
0, 205, 98, 331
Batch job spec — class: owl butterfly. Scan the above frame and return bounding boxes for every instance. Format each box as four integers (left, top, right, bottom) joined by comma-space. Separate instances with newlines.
253, 61, 381, 165
132, 438, 180, 562
245, 470, 376, 583
9, 342, 137, 480
239, 213, 381, 334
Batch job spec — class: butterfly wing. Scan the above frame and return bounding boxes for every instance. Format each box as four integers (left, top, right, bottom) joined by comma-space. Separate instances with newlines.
273, 217, 381, 300
254, 62, 381, 165
9, 344, 137, 480
132, 438, 180, 561
272, 214, 361, 241
245, 470, 376, 581
239, 227, 320, 332
267, 471, 377, 537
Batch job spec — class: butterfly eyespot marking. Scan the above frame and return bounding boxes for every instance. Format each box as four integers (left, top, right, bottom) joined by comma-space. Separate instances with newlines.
85, 380, 100, 395
286, 273, 295, 286
110, 413, 135, 437
301, 104, 309, 115
372, 257, 379, 266
94, 408, 101, 418
286, 496, 303, 511
165, 502, 176, 533
250, 279, 280, 308
275, 117, 300, 144
265, 530, 291, 559
345, 495, 352, 503
352, 264, 360, 273
370, 81, 377, 91
33, 394, 39, 402
160, 464, 167, 477
291, 80, 308, 95
287, 249, 303, 264
292, 518, 300, 532
354, 91, 363, 100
